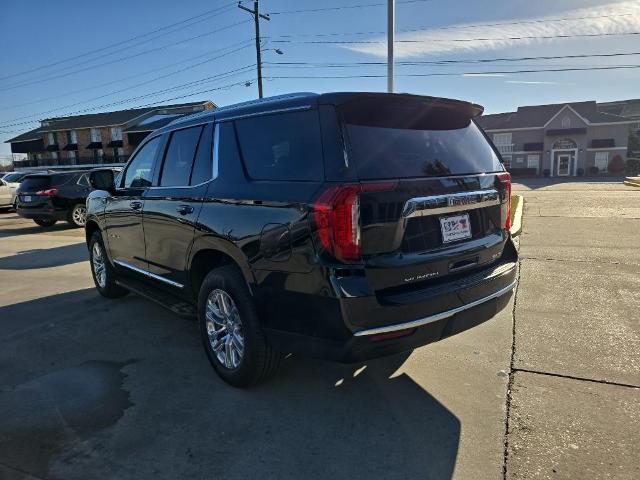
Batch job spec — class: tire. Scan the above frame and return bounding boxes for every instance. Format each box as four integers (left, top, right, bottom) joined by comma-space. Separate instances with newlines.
198, 265, 282, 387
34, 218, 57, 227
88, 231, 128, 298
68, 204, 87, 228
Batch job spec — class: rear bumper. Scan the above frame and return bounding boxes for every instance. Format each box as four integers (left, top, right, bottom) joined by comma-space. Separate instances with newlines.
264, 282, 515, 362
263, 240, 518, 362
17, 206, 67, 221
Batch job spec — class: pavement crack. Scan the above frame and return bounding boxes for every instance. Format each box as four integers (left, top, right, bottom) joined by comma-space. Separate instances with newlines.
520, 256, 623, 266
502, 259, 522, 480
512, 368, 640, 390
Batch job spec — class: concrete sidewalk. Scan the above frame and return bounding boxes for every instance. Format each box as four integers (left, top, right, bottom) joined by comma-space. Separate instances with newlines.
506, 179, 640, 479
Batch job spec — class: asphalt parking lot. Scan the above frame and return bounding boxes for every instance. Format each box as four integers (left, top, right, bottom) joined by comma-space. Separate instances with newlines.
0, 179, 638, 480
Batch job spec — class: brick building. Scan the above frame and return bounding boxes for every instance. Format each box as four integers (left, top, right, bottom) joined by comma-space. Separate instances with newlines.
6, 101, 215, 170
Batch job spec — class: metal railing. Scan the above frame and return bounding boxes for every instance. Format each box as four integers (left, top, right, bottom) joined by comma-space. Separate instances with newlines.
496, 144, 514, 155
13, 155, 129, 170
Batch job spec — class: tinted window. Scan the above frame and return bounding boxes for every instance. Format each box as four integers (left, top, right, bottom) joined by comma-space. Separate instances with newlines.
160, 126, 203, 187
340, 99, 502, 179
124, 136, 161, 188
77, 173, 90, 187
19, 176, 51, 191
190, 123, 214, 185
234, 110, 323, 181
3, 172, 27, 183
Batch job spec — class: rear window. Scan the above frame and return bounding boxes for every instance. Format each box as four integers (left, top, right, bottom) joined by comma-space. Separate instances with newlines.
340, 98, 502, 179
234, 110, 323, 181
160, 126, 203, 187
20, 176, 52, 191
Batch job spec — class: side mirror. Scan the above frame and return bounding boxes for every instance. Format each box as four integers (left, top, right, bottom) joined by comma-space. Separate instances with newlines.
89, 169, 115, 192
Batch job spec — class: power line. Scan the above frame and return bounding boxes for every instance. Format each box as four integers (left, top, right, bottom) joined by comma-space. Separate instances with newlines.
0, 19, 251, 92
268, 0, 428, 14
0, 65, 257, 129
0, 2, 237, 82
264, 51, 640, 67
2, 39, 255, 111
0, 43, 254, 126
271, 31, 640, 44
269, 12, 637, 39
264, 64, 640, 79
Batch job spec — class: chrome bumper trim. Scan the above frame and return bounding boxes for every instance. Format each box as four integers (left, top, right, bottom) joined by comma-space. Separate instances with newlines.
402, 189, 500, 218
353, 280, 517, 337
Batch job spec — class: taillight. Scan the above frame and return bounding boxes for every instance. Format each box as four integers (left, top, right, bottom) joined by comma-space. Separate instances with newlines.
313, 182, 395, 262
36, 188, 59, 196
496, 172, 512, 230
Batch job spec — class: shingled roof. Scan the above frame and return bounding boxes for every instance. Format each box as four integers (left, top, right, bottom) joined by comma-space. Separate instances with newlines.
477, 101, 631, 130
6, 101, 214, 143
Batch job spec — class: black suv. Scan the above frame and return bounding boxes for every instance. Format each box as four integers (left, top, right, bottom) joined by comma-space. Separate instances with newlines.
16, 170, 98, 227
86, 92, 517, 387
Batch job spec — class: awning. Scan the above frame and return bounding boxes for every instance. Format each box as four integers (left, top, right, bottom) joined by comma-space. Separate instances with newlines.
590, 138, 615, 148
107, 140, 123, 148
63, 143, 78, 151
46, 144, 59, 151
546, 127, 587, 136
86, 142, 103, 149
10, 138, 44, 154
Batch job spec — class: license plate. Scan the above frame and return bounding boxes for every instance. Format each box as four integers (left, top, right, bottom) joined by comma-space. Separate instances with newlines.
23, 195, 32, 202
440, 213, 472, 243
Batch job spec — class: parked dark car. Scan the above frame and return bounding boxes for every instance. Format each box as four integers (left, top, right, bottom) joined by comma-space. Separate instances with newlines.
85, 92, 517, 387
16, 170, 101, 227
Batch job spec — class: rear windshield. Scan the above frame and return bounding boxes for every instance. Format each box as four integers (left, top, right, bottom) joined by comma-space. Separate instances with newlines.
3, 172, 27, 182
20, 174, 73, 190
339, 98, 502, 179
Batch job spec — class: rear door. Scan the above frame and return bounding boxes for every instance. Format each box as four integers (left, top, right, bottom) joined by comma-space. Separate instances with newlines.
0, 179, 11, 206
142, 123, 214, 288
104, 135, 163, 272
325, 96, 510, 292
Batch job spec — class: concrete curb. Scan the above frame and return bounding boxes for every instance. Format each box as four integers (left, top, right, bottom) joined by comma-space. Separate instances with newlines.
624, 176, 640, 187
510, 194, 524, 236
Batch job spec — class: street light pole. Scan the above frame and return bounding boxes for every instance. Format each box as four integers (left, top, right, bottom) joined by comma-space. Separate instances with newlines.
238, 1, 270, 99
387, 0, 395, 93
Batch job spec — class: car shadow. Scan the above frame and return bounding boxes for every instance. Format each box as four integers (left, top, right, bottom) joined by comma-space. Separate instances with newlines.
0, 243, 88, 270
0, 222, 81, 238
513, 175, 626, 190
0, 288, 461, 480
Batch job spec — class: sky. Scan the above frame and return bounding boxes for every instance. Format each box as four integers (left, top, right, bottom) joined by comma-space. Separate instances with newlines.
1, 0, 639, 157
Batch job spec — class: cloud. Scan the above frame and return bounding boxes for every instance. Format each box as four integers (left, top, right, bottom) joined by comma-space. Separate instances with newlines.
343, 0, 640, 58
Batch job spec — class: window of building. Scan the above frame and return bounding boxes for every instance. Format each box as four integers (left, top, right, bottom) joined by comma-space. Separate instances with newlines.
93, 148, 104, 162
160, 126, 203, 187
492, 133, 512, 145
68, 150, 76, 160
90, 128, 102, 143
235, 110, 323, 181
123, 136, 162, 188
527, 154, 540, 170
595, 152, 609, 172
111, 127, 122, 141
67, 130, 77, 144
47, 132, 56, 145
502, 155, 512, 169
561, 116, 571, 128
51, 151, 58, 160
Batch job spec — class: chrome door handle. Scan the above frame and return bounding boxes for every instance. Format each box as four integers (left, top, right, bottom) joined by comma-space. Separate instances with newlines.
130, 201, 143, 210
177, 205, 194, 215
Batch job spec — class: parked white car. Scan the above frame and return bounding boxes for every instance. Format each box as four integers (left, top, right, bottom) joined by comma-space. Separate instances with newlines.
0, 172, 30, 209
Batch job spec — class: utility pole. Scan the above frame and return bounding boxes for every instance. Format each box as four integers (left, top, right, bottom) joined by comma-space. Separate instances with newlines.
238, 1, 270, 98
387, 0, 395, 93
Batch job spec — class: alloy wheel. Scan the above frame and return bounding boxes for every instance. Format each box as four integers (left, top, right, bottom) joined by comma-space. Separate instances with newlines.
72, 205, 87, 226
205, 289, 245, 369
92, 242, 107, 288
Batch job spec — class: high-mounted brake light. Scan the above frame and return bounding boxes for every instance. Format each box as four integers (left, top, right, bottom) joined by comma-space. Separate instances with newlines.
313, 182, 395, 262
36, 188, 59, 197
496, 172, 512, 230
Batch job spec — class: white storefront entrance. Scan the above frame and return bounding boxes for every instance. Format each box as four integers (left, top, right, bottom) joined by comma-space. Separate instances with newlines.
550, 138, 578, 177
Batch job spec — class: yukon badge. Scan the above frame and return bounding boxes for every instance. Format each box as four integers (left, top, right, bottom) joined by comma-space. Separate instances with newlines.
404, 271, 439, 283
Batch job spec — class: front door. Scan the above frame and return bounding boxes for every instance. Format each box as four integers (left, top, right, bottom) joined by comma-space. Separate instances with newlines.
557, 154, 571, 176
104, 135, 163, 272
143, 123, 214, 288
